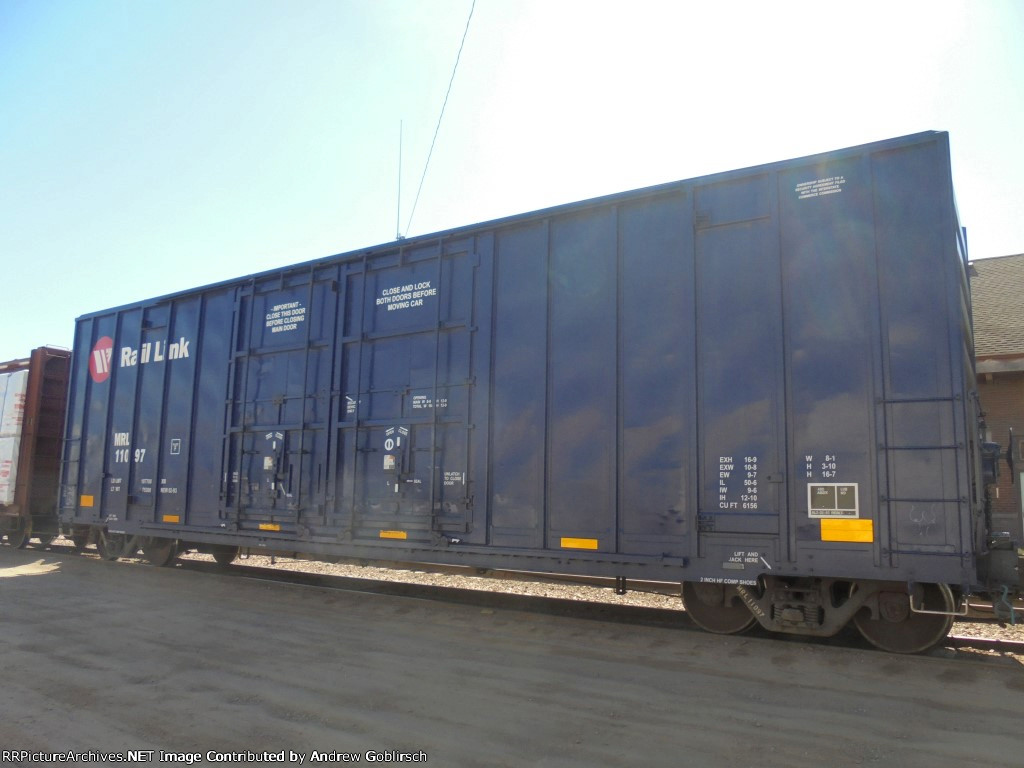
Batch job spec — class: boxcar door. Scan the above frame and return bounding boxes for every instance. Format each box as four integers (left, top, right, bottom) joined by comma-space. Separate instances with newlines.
224, 270, 336, 537
334, 240, 479, 544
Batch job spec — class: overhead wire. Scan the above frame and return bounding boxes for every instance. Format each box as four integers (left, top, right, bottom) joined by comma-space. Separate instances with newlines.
403, 0, 477, 237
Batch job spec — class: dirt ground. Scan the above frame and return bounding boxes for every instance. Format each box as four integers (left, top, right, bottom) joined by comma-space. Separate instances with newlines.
1, 546, 1022, 768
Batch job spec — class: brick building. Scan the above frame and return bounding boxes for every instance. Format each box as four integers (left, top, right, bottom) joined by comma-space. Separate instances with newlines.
971, 253, 1024, 545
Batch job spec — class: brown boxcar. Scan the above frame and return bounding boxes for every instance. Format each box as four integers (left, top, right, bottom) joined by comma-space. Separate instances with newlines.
0, 346, 71, 547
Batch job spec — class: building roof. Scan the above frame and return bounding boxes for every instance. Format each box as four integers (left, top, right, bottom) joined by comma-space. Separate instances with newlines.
971, 253, 1024, 363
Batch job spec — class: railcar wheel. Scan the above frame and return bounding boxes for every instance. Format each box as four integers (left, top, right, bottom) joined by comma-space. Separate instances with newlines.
6, 518, 31, 549
96, 530, 131, 561
71, 526, 91, 552
682, 581, 757, 634
210, 546, 239, 566
851, 582, 955, 654
141, 537, 179, 567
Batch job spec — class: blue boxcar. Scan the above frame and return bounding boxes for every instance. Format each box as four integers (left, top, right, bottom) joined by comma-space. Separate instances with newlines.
59, 131, 1015, 652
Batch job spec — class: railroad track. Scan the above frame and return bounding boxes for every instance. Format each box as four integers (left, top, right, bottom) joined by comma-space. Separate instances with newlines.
946, 634, 1024, 655
29, 540, 1024, 658
173, 556, 689, 629
170, 554, 1024, 659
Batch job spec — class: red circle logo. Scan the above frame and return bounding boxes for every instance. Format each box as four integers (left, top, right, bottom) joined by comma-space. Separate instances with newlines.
89, 336, 114, 383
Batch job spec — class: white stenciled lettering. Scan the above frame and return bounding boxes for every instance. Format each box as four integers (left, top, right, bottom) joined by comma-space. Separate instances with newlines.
265, 301, 307, 333
119, 337, 190, 368
169, 338, 190, 358
376, 281, 438, 311
718, 453, 759, 511
796, 175, 846, 200
443, 471, 465, 487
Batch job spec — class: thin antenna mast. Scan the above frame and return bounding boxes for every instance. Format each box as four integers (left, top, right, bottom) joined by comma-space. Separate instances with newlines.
405, 0, 476, 236
396, 120, 404, 240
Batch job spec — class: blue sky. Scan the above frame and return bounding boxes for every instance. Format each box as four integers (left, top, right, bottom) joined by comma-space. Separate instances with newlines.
1, 0, 1022, 361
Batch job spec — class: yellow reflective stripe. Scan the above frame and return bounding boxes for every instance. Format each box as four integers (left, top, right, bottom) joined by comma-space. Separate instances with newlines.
560, 537, 599, 550
80, 495, 94, 508
820, 518, 873, 543
258, 523, 281, 532
161, 514, 180, 524
379, 530, 408, 540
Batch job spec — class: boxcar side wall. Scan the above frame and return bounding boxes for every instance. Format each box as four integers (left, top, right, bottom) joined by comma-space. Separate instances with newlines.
59, 131, 980, 588
22, 348, 71, 523
1, 347, 70, 543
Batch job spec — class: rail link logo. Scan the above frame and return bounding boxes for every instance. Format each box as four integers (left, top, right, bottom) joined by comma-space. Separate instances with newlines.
88, 335, 191, 384
89, 337, 114, 383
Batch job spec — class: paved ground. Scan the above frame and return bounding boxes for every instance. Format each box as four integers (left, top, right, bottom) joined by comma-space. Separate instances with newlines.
1, 546, 1022, 767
